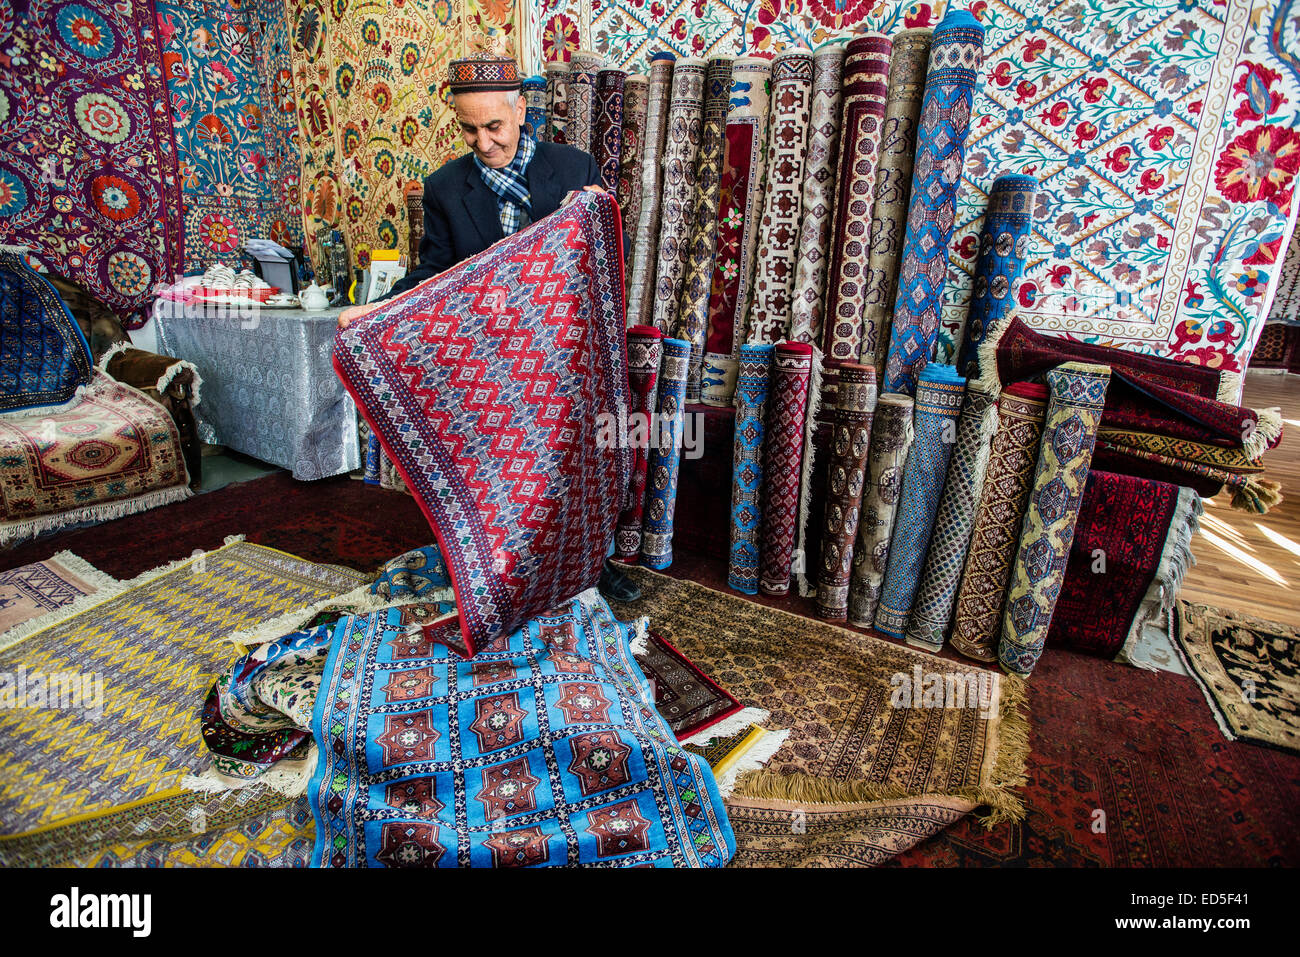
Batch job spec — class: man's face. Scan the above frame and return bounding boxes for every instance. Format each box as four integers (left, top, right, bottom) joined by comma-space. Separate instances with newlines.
454, 91, 527, 169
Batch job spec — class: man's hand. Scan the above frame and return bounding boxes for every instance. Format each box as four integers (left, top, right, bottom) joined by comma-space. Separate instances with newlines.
562, 184, 608, 207
337, 301, 382, 330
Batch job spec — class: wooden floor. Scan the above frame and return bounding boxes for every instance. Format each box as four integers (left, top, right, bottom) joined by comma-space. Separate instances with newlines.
1180, 370, 1300, 627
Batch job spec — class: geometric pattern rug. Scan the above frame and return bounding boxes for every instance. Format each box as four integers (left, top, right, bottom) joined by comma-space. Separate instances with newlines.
0, 552, 117, 652
0, 540, 367, 861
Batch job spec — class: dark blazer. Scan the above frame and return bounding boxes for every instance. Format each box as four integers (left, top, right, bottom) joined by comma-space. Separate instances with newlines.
383, 141, 603, 298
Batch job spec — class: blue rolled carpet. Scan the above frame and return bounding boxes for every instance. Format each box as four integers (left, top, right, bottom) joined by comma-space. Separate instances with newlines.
728, 343, 774, 593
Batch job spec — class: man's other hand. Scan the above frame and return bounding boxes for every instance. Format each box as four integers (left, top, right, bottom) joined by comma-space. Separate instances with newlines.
337, 301, 382, 330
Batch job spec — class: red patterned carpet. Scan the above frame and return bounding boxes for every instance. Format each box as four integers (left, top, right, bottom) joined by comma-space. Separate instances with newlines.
4, 471, 1297, 866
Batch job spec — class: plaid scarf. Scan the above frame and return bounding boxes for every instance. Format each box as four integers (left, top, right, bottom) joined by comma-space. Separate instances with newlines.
473, 132, 535, 236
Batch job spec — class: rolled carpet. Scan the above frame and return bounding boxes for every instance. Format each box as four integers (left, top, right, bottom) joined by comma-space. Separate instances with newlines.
674, 57, 734, 403
702, 57, 773, 406
1046, 470, 1202, 662
593, 68, 627, 193
729, 343, 775, 594
625, 53, 676, 326
544, 61, 569, 143
613, 325, 664, 563
847, 392, 915, 627
744, 50, 815, 347
882, 9, 985, 396
822, 33, 893, 366
956, 174, 1039, 382
949, 381, 1050, 663
565, 49, 605, 156
641, 337, 693, 570
616, 74, 650, 228
788, 42, 846, 347
758, 341, 815, 596
816, 363, 878, 620
650, 59, 709, 337
874, 363, 967, 639
904, 384, 998, 651
862, 28, 932, 376
999, 363, 1111, 676
522, 74, 548, 141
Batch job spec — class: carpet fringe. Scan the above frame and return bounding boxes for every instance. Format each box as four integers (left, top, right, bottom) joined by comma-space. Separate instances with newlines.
714, 728, 789, 798
0, 382, 96, 420
1244, 406, 1282, 461
1167, 604, 1241, 744
1229, 476, 1283, 513
793, 345, 825, 598
973, 312, 1015, 392
629, 615, 651, 657
1117, 488, 1203, 666
679, 707, 771, 747
220, 583, 456, 647
45, 550, 121, 593
0, 483, 193, 548
181, 747, 318, 799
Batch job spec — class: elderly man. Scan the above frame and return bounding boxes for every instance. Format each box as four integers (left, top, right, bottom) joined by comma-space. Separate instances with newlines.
341, 53, 639, 603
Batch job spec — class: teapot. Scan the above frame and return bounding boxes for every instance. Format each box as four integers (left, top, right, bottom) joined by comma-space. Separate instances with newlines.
298, 282, 329, 311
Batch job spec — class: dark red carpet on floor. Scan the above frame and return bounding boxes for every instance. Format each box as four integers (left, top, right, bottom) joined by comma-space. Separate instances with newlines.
4, 470, 1297, 866
0, 473, 431, 580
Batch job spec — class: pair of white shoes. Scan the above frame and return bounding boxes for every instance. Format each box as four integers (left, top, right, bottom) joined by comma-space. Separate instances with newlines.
201, 263, 272, 293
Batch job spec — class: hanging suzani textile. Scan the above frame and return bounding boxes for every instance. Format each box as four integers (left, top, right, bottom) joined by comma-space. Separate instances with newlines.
999, 363, 1111, 676
822, 33, 893, 366
904, 384, 998, 650
744, 50, 814, 347
640, 337, 692, 570
673, 57, 733, 403
862, 28, 933, 374
846, 392, 915, 627
816, 363, 878, 620
0, 0, 185, 326
593, 69, 626, 192
613, 325, 664, 564
728, 343, 775, 595
757, 341, 815, 596
956, 174, 1038, 382
788, 43, 846, 347
650, 59, 708, 337
625, 53, 675, 324
882, 9, 984, 395
874, 363, 966, 640
701, 57, 772, 407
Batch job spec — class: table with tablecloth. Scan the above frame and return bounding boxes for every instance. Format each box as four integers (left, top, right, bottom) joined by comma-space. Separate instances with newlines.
155, 302, 359, 480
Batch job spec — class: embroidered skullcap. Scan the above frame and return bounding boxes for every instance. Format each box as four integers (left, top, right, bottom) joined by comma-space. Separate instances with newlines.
448, 53, 521, 94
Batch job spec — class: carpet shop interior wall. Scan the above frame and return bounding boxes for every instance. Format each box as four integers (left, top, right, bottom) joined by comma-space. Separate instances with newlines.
530, 0, 1300, 395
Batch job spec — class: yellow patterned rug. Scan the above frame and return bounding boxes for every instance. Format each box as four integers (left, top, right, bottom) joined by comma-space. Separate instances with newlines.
0, 540, 367, 866
611, 567, 1030, 866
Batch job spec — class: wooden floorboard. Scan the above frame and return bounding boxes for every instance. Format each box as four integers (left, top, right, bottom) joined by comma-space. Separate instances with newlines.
1181, 370, 1300, 627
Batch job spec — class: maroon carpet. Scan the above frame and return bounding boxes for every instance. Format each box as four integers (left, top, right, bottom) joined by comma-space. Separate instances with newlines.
0, 472, 430, 580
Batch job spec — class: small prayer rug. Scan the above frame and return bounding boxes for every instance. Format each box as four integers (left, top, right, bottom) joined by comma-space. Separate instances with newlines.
635, 630, 744, 744
788, 44, 846, 348
861, 29, 932, 375
0, 541, 367, 846
0, 552, 116, 652
611, 567, 1029, 829
336, 192, 631, 656
0, 250, 94, 414
1172, 602, 1300, 755
1000, 363, 1111, 676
